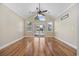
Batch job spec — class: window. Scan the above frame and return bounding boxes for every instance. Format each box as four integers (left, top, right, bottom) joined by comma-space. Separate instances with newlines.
35, 14, 45, 21
27, 21, 33, 32
47, 22, 53, 32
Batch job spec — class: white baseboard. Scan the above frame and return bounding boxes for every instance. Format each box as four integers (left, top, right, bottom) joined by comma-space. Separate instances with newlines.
55, 36, 77, 49
0, 36, 24, 50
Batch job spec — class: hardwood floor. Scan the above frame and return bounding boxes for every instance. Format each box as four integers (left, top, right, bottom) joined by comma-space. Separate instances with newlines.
45, 37, 76, 56
0, 37, 76, 56
0, 39, 25, 56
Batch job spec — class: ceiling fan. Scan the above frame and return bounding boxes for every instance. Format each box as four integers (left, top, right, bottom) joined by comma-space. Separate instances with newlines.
28, 3, 48, 16
36, 3, 48, 16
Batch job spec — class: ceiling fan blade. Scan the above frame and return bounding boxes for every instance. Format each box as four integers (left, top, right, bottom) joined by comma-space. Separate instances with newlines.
42, 10, 47, 13
38, 10, 47, 14
37, 10, 42, 14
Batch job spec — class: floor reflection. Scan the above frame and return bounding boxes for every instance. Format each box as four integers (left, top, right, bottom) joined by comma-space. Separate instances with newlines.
34, 37, 45, 55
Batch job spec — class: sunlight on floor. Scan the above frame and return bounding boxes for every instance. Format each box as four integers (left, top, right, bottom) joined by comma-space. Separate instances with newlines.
34, 37, 45, 55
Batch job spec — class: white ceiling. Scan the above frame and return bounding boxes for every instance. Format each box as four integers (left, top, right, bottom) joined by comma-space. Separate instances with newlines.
3, 3, 74, 19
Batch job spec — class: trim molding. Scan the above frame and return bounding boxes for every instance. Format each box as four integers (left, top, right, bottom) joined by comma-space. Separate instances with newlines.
0, 36, 24, 50
55, 36, 77, 49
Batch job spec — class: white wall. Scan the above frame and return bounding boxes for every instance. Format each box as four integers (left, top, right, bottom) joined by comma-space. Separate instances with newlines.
77, 4, 79, 56
55, 4, 77, 49
0, 4, 24, 49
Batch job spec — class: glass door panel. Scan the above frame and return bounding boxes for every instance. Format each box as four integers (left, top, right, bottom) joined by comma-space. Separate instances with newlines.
34, 24, 45, 37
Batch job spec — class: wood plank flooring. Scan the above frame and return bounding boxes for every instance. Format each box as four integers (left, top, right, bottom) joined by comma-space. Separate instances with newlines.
0, 37, 76, 56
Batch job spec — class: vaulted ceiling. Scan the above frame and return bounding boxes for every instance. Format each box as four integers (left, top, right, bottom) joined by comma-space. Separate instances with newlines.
3, 3, 74, 19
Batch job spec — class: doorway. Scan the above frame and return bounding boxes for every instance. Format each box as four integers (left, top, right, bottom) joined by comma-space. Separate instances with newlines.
34, 24, 45, 37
